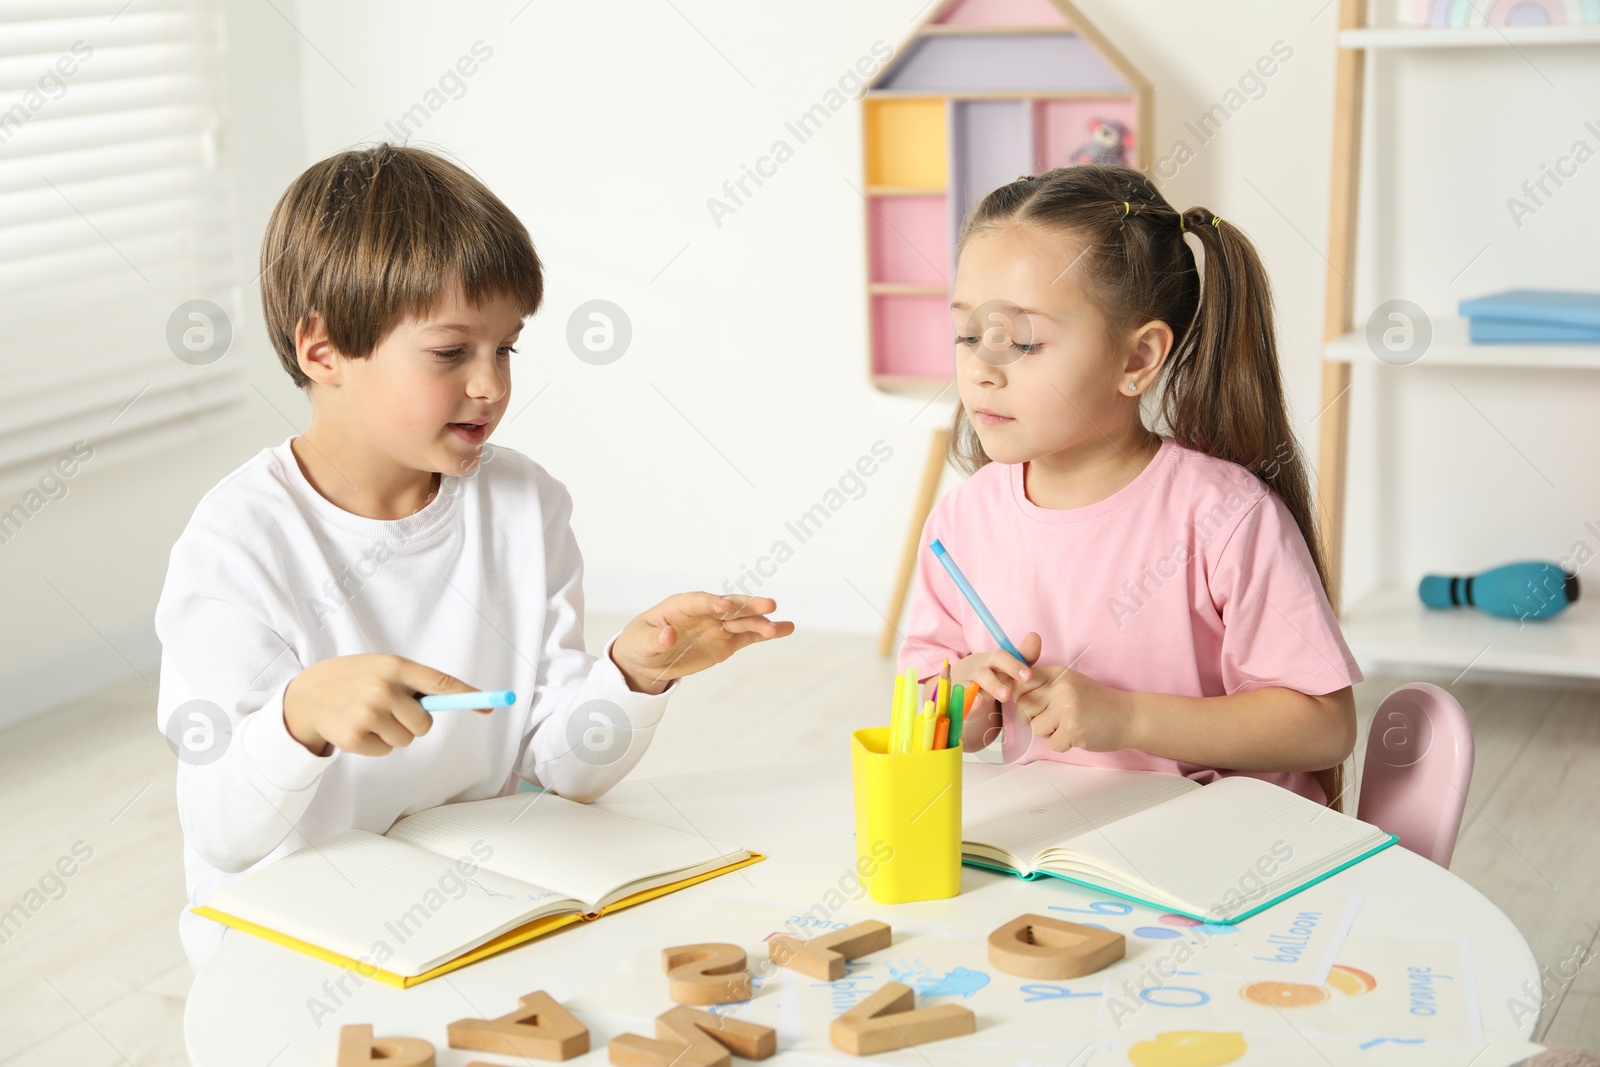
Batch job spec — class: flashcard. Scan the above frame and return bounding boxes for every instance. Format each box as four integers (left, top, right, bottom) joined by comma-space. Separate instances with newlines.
1095, 935, 1481, 1043
1091, 1030, 1545, 1067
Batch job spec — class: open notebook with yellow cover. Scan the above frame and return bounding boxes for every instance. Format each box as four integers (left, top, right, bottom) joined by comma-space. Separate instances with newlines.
192, 792, 763, 987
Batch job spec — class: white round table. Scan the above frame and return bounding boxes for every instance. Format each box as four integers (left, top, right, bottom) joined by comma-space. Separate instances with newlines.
184, 761, 1541, 1066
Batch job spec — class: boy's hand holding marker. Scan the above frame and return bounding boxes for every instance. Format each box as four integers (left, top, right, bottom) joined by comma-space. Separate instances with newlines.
610, 593, 794, 695
284, 654, 488, 757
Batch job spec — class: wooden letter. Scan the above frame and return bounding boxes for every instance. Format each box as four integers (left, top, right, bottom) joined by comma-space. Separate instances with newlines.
662, 942, 752, 1005
987, 913, 1125, 980
336, 1023, 435, 1066
447, 990, 589, 1060
767, 920, 892, 981
608, 1005, 776, 1066
828, 982, 974, 1056
657, 1006, 775, 1060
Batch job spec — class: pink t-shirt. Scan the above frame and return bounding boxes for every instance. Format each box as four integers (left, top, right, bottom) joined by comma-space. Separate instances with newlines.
899, 436, 1362, 804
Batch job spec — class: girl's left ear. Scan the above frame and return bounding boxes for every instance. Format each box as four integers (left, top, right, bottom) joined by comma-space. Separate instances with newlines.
1124, 319, 1173, 387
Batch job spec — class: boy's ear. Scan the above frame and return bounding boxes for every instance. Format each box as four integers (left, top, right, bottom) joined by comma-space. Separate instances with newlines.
295, 311, 342, 386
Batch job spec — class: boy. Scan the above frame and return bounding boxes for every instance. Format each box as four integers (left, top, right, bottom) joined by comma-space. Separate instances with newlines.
155, 144, 791, 970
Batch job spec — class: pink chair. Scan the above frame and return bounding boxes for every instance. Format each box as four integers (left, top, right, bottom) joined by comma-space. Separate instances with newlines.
1356, 682, 1475, 868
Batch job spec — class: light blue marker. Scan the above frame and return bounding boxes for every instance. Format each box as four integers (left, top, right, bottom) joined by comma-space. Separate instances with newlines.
928, 539, 1027, 664
419, 690, 516, 712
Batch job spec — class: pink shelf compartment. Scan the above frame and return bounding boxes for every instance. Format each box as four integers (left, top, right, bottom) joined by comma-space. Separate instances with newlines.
871, 294, 954, 379
868, 195, 952, 288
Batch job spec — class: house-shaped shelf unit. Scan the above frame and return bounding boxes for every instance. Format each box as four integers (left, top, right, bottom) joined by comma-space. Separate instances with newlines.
862, 0, 1152, 394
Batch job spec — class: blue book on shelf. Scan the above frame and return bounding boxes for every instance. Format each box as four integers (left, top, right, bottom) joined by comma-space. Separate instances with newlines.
1459, 289, 1600, 329
1467, 317, 1600, 344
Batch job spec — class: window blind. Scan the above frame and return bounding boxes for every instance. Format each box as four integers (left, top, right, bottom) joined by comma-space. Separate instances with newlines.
0, 0, 245, 494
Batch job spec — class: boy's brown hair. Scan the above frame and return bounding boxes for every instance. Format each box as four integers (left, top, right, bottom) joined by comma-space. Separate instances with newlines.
260, 143, 542, 388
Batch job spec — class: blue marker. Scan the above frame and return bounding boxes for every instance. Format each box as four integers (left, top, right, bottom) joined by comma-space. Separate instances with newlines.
419, 690, 516, 712
928, 539, 1027, 664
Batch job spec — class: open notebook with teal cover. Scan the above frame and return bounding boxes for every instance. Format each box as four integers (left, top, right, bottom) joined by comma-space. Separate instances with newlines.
961, 762, 1397, 925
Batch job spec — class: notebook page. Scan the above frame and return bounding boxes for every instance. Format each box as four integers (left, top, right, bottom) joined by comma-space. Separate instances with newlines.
1057, 775, 1391, 919
203, 830, 577, 976
962, 762, 1199, 871
387, 793, 748, 910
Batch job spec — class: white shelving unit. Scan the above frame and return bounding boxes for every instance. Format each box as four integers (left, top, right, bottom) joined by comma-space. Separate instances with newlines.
1339, 25, 1600, 48
1315, 3, 1600, 681
1341, 586, 1600, 681
1326, 318, 1600, 371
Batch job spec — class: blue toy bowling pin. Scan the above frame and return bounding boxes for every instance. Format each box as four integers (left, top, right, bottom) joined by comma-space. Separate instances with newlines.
1418, 560, 1578, 621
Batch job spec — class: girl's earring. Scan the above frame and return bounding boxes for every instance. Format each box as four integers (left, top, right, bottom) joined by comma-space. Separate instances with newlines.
1126, 380, 1138, 393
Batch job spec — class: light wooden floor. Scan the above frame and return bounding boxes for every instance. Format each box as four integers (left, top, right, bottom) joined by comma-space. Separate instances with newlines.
0, 614, 1596, 1064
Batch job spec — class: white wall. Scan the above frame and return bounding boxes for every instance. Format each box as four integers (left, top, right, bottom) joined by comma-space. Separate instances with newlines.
284, 0, 1350, 626
9, 0, 1592, 724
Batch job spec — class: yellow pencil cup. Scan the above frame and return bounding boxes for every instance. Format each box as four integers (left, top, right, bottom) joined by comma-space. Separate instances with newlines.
850, 726, 962, 904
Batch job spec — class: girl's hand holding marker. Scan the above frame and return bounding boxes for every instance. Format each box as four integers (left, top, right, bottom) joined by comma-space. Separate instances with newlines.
1010, 662, 1134, 755
947, 635, 1038, 752
931, 538, 1129, 755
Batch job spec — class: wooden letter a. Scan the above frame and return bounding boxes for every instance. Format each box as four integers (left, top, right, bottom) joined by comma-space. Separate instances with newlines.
829, 982, 974, 1055
447, 990, 589, 1060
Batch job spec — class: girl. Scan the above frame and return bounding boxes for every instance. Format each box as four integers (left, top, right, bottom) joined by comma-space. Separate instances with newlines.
899, 164, 1360, 809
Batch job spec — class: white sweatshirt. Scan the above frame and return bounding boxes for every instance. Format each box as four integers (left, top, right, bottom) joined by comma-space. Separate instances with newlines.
153, 437, 672, 971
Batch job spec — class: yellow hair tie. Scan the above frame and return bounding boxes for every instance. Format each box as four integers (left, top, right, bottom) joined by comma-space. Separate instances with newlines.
1123, 201, 1131, 216
1211, 215, 1222, 228
1178, 212, 1186, 232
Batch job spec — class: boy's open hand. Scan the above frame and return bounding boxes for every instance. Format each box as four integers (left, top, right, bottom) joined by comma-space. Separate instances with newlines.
283, 654, 483, 757
1013, 663, 1134, 753
611, 593, 794, 695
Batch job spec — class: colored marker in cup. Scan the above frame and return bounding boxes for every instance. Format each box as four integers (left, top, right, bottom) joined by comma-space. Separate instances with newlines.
419, 690, 516, 712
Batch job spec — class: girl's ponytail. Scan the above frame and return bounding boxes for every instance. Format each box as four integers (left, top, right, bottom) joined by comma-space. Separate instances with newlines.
1164, 208, 1331, 598
1173, 210, 1345, 813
